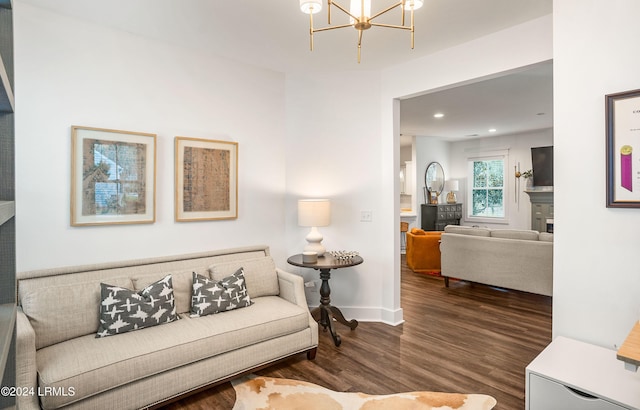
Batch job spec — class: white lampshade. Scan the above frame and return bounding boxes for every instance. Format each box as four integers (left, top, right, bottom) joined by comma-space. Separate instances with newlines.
298, 199, 331, 256
300, 0, 322, 14
298, 199, 331, 227
445, 180, 459, 192
350, 0, 371, 23
405, 0, 424, 10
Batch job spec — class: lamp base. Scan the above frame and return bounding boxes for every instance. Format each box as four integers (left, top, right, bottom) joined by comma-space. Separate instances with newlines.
304, 227, 326, 256
446, 191, 457, 204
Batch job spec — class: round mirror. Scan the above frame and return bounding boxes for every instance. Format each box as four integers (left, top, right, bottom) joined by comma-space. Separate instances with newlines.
425, 162, 445, 201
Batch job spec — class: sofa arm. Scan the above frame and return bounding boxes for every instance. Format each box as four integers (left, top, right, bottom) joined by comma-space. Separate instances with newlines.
406, 231, 442, 273
16, 307, 40, 410
276, 268, 319, 349
276, 268, 308, 309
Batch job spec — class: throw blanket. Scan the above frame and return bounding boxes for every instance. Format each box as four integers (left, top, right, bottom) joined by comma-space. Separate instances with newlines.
232, 375, 497, 410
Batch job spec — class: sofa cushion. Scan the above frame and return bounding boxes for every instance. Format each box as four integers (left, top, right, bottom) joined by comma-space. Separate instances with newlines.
96, 275, 179, 338
21, 277, 133, 349
209, 257, 279, 298
490, 229, 540, 241
35, 296, 310, 409
191, 270, 252, 317
444, 225, 491, 237
539, 232, 554, 242
132, 268, 206, 315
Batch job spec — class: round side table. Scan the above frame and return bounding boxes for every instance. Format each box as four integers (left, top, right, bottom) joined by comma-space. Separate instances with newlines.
287, 253, 363, 347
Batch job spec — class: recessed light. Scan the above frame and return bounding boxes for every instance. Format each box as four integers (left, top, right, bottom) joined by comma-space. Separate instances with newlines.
433, 113, 444, 118
488, 128, 497, 133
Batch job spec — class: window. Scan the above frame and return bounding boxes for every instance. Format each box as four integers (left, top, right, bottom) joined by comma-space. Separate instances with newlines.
467, 151, 508, 222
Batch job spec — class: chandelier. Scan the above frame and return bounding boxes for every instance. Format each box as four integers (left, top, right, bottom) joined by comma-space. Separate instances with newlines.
299, 0, 424, 63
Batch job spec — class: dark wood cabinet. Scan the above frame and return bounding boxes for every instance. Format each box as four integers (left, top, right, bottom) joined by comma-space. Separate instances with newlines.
421, 203, 462, 231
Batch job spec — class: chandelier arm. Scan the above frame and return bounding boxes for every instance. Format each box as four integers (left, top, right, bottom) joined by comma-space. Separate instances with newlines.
411, 7, 415, 49
369, 2, 404, 22
369, 22, 412, 30
309, 12, 314, 51
329, 1, 360, 22
299, 0, 421, 61
312, 23, 354, 33
357, 29, 363, 64
411, 26, 415, 49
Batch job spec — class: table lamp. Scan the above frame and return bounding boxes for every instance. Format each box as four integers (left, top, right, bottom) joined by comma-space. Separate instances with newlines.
298, 199, 331, 256
445, 180, 459, 204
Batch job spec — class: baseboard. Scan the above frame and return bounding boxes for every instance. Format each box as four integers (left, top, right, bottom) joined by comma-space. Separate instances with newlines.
380, 306, 404, 326
308, 306, 404, 326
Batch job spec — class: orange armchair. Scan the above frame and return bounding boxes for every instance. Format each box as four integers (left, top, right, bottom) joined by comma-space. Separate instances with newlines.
406, 228, 442, 275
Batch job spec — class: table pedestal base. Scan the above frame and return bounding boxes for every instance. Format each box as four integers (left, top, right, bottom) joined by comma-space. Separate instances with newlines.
311, 268, 358, 347
287, 253, 363, 348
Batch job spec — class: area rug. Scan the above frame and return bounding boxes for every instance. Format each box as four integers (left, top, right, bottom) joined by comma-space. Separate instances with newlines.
231, 375, 497, 410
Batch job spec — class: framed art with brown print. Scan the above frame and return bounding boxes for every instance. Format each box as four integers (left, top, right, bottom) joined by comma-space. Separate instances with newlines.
71, 126, 156, 226
175, 136, 238, 221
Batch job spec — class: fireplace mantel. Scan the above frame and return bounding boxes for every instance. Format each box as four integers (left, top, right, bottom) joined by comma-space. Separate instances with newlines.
525, 187, 554, 204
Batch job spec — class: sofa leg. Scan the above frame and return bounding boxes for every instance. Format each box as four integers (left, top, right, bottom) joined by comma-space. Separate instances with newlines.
444, 277, 449, 287
307, 347, 317, 360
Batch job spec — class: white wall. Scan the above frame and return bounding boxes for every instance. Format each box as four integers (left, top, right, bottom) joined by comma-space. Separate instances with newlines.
285, 71, 392, 322
14, 4, 289, 270
14, 2, 399, 325
282, 14, 553, 326
553, 0, 640, 348
449, 129, 553, 230
380, 15, 553, 325
414, 136, 450, 227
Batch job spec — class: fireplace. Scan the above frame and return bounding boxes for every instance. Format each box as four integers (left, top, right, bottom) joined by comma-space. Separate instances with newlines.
546, 218, 554, 233
525, 187, 554, 233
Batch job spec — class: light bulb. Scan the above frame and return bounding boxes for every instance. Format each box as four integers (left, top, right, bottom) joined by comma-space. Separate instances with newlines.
300, 0, 322, 14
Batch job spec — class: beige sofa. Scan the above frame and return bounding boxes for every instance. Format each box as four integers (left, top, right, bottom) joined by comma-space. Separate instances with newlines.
440, 226, 553, 296
16, 245, 318, 410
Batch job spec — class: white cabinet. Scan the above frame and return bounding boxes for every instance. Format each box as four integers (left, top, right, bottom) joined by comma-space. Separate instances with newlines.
526, 337, 640, 410
404, 161, 413, 195
400, 161, 415, 212
529, 374, 626, 409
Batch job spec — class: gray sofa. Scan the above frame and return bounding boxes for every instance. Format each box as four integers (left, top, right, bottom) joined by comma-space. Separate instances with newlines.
440, 226, 553, 296
16, 245, 318, 410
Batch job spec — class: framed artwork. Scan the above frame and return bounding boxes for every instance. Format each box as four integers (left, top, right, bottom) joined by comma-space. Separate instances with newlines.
606, 89, 640, 208
71, 126, 156, 226
175, 137, 238, 221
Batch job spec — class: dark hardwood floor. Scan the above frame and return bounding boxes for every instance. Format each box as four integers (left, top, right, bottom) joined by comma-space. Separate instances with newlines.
160, 256, 552, 409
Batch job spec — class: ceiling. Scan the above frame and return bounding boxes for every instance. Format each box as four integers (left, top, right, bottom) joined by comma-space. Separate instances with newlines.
20, 0, 552, 72
20, 0, 553, 140
400, 61, 553, 142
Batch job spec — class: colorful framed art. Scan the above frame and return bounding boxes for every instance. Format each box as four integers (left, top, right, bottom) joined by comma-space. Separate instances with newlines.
606, 89, 640, 208
71, 126, 156, 226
